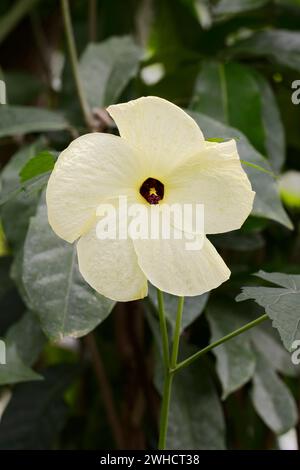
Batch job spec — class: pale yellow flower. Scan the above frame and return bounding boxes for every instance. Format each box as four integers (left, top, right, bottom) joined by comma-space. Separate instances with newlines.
46, 96, 255, 301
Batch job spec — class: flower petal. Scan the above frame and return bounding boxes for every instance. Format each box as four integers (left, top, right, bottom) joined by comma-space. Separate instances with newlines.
77, 222, 148, 302
165, 140, 255, 234
133, 232, 230, 296
46, 133, 142, 243
107, 96, 205, 177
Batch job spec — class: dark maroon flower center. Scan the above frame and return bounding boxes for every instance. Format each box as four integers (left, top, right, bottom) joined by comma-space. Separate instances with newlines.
140, 177, 164, 205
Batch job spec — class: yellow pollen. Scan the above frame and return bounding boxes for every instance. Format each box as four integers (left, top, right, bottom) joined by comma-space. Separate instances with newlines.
149, 187, 157, 196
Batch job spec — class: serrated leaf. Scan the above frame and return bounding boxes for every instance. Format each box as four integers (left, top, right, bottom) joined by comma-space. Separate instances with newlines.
79, 36, 142, 108
206, 300, 256, 399
0, 365, 75, 449
237, 271, 300, 351
189, 110, 292, 229
19, 151, 55, 183
22, 195, 115, 341
251, 349, 298, 434
0, 105, 69, 138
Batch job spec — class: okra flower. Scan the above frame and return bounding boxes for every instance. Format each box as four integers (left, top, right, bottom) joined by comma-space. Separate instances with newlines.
46, 97, 255, 301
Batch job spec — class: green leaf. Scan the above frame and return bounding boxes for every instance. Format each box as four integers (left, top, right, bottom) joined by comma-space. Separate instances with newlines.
79, 36, 143, 108
0, 342, 42, 386
0, 257, 24, 336
0, 310, 45, 386
206, 300, 256, 399
191, 61, 265, 152
230, 29, 300, 72
251, 349, 298, 434
22, 195, 115, 341
19, 151, 56, 183
0, 105, 69, 138
0, 143, 42, 249
236, 271, 300, 351
250, 323, 300, 378
211, 230, 264, 251
166, 357, 225, 449
4, 71, 44, 105
0, 365, 75, 449
148, 284, 209, 334
6, 312, 46, 366
189, 110, 293, 229
253, 72, 285, 173
213, 0, 269, 16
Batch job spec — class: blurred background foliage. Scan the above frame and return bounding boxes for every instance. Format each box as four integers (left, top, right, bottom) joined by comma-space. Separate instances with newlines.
0, 0, 300, 450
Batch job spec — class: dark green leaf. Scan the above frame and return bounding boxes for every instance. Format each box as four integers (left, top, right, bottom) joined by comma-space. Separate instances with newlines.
230, 30, 300, 72
0, 342, 42, 386
0, 105, 69, 138
191, 61, 265, 152
0, 365, 75, 449
211, 230, 265, 251
213, 0, 269, 16
79, 36, 142, 108
206, 300, 256, 399
6, 312, 46, 366
250, 323, 300, 377
251, 349, 298, 434
254, 72, 285, 173
166, 357, 225, 449
4, 71, 44, 105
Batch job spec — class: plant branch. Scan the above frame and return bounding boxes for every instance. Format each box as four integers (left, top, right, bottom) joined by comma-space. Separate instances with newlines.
61, 0, 92, 130
173, 313, 268, 373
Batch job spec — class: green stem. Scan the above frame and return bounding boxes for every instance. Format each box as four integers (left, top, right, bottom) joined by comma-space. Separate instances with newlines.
158, 372, 173, 450
61, 0, 92, 130
158, 294, 185, 450
171, 297, 184, 369
157, 289, 170, 369
173, 313, 268, 373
